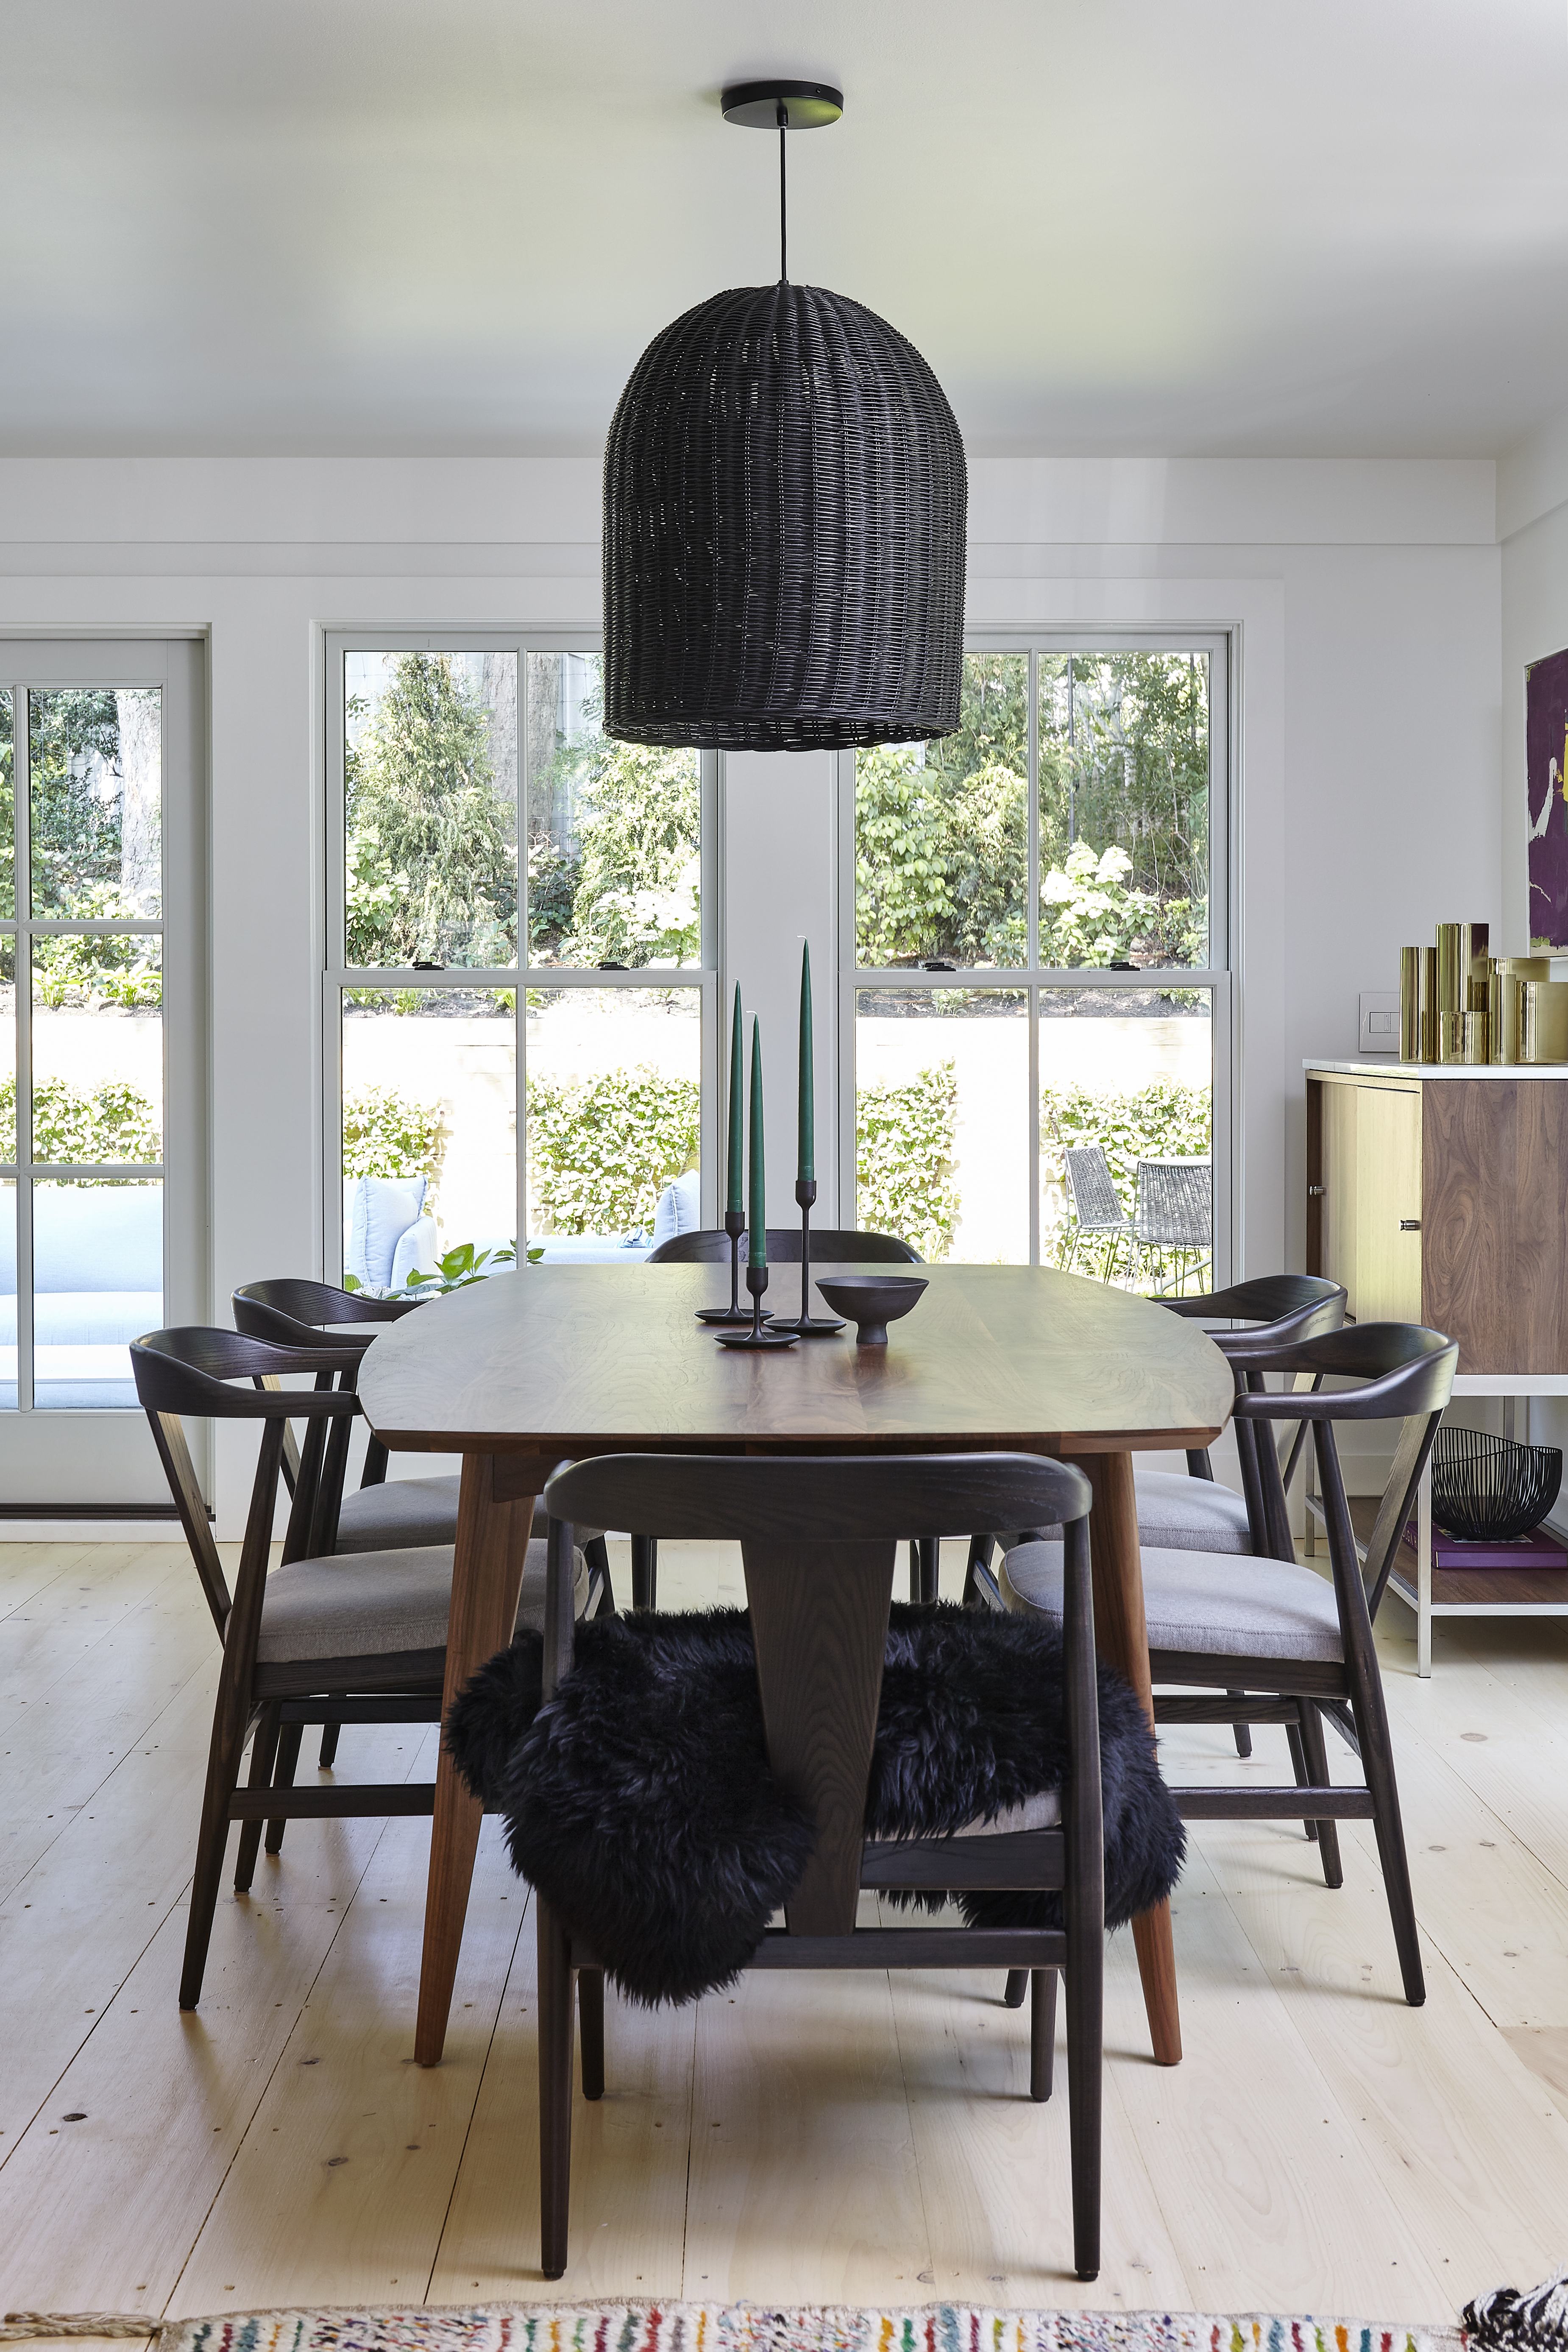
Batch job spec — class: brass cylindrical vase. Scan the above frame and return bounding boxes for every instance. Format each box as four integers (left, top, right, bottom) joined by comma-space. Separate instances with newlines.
1489, 956, 1550, 1064
1460, 1011, 1489, 1065
1400, 947, 1423, 1061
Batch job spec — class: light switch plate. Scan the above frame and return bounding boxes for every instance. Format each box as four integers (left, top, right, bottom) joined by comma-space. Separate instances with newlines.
1359, 990, 1401, 1055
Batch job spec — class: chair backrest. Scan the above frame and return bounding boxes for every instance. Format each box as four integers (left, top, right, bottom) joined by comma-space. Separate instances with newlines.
1062, 1147, 1126, 1233
132, 1327, 365, 1633
646, 1226, 920, 1265
544, 1451, 1095, 1938
1161, 1273, 1346, 1348
233, 1277, 418, 1346
1134, 1159, 1211, 1247
1233, 1323, 1458, 1614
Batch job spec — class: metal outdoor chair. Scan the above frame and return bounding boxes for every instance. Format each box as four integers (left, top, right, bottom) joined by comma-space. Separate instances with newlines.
1002, 1321, 1458, 2007
1061, 1147, 1135, 1281
1134, 1157, 1212, 1294
532, 1448, 1106, 2283
130, 1325, 590, 2011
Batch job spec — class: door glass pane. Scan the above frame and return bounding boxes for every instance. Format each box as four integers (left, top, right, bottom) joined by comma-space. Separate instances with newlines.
1040, 986, 1213, 1293
344, 652, 518, 970
33, 939, 163, 1160
32, 1178, 162, 1410
30, 687, 162, 919
855, 652, 1029, 969
855, 988, 1028, 1263
0, 1180, 15, 1407
525, 653, 701, 970
0, 691, 14, 920
341, 985, 516, 1290
525, 987, 700, 1245
1039, 654, 1209, 969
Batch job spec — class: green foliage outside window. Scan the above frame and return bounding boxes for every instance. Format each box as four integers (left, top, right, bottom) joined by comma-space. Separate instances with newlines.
559, 742, 700, 967
855, 1063, 960, 1263
1039, 843, 1205, 970
343, 1085, 444, 1200
345, 652, 517, 968
0, 1075, 161, 1170
526, 1066, 700, 1236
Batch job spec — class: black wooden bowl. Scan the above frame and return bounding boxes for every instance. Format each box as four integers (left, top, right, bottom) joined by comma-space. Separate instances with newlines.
814, 1275, 928, 1346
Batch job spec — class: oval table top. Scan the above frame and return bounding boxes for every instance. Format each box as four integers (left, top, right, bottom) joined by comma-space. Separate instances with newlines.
357, 1260, 1234, 1459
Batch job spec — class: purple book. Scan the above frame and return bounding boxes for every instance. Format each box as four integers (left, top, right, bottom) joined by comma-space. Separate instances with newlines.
1403, 1522, 1568, 1570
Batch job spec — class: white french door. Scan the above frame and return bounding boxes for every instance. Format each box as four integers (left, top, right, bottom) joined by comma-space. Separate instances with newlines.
0, 639, 207, 1510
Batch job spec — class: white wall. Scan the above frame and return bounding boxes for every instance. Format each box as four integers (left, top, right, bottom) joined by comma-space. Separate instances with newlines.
0, 453, 1502, 1525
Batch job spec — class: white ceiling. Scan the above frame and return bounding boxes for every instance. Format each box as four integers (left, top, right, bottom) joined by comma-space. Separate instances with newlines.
4, 0, 1567, 460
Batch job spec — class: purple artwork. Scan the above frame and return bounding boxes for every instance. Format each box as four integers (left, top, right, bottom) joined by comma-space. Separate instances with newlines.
1527, 646, 1568, 950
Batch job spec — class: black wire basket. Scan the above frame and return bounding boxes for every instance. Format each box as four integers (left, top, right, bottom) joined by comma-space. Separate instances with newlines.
1431, 1425, 1563, 1543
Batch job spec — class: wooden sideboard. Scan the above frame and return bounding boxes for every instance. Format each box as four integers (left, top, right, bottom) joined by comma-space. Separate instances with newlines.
1304, 1058, 1568, 1672
1305, 1059, 1568, 1372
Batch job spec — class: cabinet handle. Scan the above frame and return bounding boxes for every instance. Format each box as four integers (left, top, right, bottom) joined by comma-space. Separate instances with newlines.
1399, 1218, 1421, 1232
1307, 1184, 1325, 1198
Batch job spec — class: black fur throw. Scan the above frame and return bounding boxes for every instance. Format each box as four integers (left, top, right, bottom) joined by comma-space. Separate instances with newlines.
445, 1601, 1185, 2007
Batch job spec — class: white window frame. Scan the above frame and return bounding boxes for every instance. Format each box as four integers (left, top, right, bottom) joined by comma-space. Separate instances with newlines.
838, 630, 1237, 1279
322, 631, 719, 1279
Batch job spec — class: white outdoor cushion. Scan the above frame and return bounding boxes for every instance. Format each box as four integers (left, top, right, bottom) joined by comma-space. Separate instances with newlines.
335, 1475, 604, 1552
1000, 1540, 1344, 1663
651, 1168, 702, 1245
1134, 1469, 1253, 1555
256, 1535, 586, 1664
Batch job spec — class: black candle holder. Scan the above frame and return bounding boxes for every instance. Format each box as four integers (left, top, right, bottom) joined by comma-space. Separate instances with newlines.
767, 1179, 846, 1336
717, 1260, 799, 1349
695, 1207, 754, 1324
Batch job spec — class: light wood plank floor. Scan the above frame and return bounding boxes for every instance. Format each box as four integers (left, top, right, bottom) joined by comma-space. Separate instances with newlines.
3, 1533, 1568, 2327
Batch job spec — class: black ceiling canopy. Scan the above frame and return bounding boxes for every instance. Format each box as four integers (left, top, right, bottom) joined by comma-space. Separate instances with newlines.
602, 79, 967, 752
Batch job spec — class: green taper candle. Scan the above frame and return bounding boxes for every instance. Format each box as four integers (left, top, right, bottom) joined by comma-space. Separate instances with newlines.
798, 940, 814, 1184
748, 1015, 766, 1268
726, 983, 745, 1213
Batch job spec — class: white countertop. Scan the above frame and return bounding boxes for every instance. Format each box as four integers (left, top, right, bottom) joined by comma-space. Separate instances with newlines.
1303, 1057, 1568, 1077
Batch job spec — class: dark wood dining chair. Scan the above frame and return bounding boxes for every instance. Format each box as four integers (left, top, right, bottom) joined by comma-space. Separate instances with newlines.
532, 1448, 1106, 2282
1001, 1321, 1457, 2006
645, 1225, 920, 1265
635, 1226, 924, 1611
233, 1279, 613, 1640
131, 1325, 586, 2011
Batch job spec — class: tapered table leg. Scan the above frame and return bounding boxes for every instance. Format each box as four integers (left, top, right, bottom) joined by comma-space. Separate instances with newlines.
1066, 1446, 1182, 2066
415, 1450, 535, 2068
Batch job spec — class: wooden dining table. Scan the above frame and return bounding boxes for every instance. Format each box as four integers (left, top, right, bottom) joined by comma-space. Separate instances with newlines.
355, 1258, 1234, 2071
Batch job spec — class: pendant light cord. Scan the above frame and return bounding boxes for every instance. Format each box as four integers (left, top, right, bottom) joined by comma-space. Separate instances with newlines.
777, 98, 788, 281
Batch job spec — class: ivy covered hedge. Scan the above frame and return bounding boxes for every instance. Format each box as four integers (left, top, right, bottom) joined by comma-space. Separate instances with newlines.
343, 1088, 443, 1190
855, 1063, 960, 1262
0, 1076, 160, 1170
1040, 1079, 1210, 1272
526, 1067, 700, 1236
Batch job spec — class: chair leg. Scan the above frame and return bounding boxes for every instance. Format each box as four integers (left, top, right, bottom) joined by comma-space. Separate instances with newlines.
583, 1535, 614, 1616
318, 1719, 341, 1768
1064, 1950, 1103, 2282
265, 1722, 304, 1856
631, 1534, 657, 1611
538, 1897, 575, 2277
1351, 1679, 1425, 2004
579, 1966, 605, 2101
1296, 1702, 1343, 1887
233, 1703, 281, 1892
1030, 1968, 1057, 2101
910, 1536, 940, 1604
181, 1702, 254, 2010
1228, 1692, 1253, 1759
1284, 1715, 1319, 1841
1003, 1967, 1028, 2008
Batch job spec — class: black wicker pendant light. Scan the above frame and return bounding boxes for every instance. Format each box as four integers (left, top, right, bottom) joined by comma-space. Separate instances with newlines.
602, 78, 967, 751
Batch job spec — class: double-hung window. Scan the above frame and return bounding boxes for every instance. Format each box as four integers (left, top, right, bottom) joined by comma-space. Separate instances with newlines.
325, 637, 715, 1290
845, 638, 1231, 1288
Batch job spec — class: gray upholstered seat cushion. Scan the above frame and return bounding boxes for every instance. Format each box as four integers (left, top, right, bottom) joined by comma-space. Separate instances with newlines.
1000, 1539, 1344, 1663
1133, 1468, 1253, 1555
256, 1535, 586, 1664
335, 1475, 603, 1552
